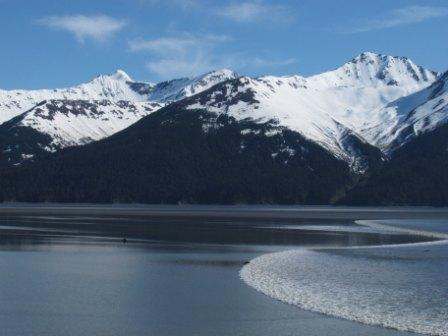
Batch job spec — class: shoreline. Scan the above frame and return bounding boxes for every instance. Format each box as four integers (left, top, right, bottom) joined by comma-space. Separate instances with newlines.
1, 203, 448, 220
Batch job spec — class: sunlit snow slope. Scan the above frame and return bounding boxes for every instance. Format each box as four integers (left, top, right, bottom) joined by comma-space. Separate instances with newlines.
185, 52, 438, 167
0, 69, 236, 165
365, 70, 448, 152
0, 52, 444, 170
0, 70, 149, 124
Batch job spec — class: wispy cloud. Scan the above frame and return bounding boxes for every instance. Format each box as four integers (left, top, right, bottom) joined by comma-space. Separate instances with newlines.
129, 34, 229, 55
216, 1, 292, 23
140, 0, 200, 9
250, 57, 298, 68
345, 6, 448, 33
36, 15, 127, 43
145, 57, 217, 79
129, 33, 231, 78
129, 32, 296, 79
141, 0, 293, 24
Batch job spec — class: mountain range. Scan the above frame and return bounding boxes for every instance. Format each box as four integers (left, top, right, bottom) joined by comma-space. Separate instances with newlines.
0, 52, 446, 205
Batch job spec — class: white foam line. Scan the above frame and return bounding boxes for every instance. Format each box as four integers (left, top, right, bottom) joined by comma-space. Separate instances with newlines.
315, 238, 448, 251
240, 219, 448, 336
240, 249, 448, 335
356, 219, 448, 240
261, 224, 387, 234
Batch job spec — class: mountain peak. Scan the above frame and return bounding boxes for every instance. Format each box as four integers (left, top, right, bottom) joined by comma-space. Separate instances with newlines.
148, 68, 238, 103
312, 52, 438, 87
349, 51, 409, 67
203, 68, 237, 77
196, 69, 238, 83
108, 69, 133, 82
91, 69, 133, 83
354, 51, 383, 61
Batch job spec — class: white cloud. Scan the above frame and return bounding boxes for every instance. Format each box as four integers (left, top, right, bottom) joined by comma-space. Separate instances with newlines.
129, 33, 232, 78
128, 34, 229, 55
250, 57, 298, 68
216, 1, 291, 23
140, 0, 293, 24
129, 37, 198, 56
37, 15, 126, 43
141, 0, 200, 9
130, 32, 296, 79
346, 6, 448, 33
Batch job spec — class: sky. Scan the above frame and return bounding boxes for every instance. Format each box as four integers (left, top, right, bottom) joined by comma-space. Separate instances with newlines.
0, 0, 447, 89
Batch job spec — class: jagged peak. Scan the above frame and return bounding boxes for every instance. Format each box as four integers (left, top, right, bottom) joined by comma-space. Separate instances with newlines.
110, 69, 133, 82
345, 51, 415, 69
309, 52, 437, 87
200, 68, 238, 79
147, 68, 238, 103
352, 51, 399, 62
92, 69, 133, 83
353, 51, 384, 61
152, 69, 237, 88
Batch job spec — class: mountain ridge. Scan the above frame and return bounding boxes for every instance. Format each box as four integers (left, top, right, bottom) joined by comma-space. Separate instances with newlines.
0, 51, 447, 205
0, 69, 238, 165
0, 51, 445, 173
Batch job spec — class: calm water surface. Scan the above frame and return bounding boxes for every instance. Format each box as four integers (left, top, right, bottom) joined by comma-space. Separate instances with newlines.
0, 206, 444, 336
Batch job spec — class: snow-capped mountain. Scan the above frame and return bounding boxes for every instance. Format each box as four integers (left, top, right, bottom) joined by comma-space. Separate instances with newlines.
364, 70, 448, 152
183, 52, 438, 170
0, 99, 163, 166
306, 52, 437, 133
0, 70, 150, 124
0, 52, 447, 205
22, 99, 162, 148
0, 69, 237, 165
0, 52, 444, 172
0, 104, 355, 204
308, 52, 435, 88
147, 69, 238, 102
0, 68, 237, 124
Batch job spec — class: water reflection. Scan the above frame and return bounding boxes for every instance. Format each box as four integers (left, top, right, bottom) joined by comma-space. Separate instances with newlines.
0, 214, 431, 252
0, 210, 437, 336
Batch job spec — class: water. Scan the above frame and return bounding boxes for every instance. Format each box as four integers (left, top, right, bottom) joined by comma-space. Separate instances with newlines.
241, 219, 448, 336
0, 206, 446, 336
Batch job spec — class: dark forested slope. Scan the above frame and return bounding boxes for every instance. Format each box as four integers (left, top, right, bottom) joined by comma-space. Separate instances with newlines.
341, 123, 448, 206
0, 102, 353, 204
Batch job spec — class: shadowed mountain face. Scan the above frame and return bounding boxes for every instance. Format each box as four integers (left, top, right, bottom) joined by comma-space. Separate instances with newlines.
340, 123, 448, 206
0, 102, 353, 204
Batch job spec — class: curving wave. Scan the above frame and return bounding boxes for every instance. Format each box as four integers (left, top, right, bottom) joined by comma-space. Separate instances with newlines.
240, 220, 448, 335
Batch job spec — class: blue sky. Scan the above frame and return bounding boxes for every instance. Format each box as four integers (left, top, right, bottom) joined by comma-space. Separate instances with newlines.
1, 0, 447, 89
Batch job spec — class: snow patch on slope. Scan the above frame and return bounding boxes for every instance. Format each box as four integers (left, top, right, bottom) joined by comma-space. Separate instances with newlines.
19, 99, 163, 149
0, 68, 237, 158
0, 70, 149, 124
186, 53, 438, 165
148, 69, 238, 102
365, 71, 448, 151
